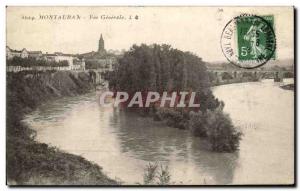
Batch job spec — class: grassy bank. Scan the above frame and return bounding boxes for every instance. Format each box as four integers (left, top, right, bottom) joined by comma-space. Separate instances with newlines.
7, 70, 118, 185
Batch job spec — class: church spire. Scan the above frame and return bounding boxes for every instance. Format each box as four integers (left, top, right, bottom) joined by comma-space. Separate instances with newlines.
98, 34, 105, 53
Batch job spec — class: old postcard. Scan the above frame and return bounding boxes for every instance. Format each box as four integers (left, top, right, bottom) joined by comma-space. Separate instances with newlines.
6, 6, 294, 186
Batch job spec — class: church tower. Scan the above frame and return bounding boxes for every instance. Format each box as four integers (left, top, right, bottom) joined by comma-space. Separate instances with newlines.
98, 34, 105, 53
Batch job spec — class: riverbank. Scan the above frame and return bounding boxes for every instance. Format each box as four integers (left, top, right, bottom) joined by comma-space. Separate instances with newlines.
7, 70, 118, 185
280, 83, 294, 91
22, 79, 294, 184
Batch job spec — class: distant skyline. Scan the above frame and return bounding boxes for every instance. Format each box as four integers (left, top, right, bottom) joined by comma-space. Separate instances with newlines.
7, 7, 293, 62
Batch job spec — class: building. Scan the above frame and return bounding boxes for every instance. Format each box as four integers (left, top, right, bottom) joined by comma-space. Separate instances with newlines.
44, 52, 85, 70
6, 35, 115, 71
6, 46, 85, 71
80, 34, 117, 71
28, 51, 43, 59
6, 46, 29, 59
98, 34, 106, 55
73, 58, 86, 70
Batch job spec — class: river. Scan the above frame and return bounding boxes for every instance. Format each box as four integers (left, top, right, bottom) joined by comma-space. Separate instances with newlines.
23, 79, 294, 185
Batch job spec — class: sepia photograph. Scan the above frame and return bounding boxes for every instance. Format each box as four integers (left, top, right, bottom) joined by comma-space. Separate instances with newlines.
6, 6, 294, 186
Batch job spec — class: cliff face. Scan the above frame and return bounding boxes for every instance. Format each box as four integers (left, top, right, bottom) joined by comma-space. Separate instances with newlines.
6, 70, 118, 185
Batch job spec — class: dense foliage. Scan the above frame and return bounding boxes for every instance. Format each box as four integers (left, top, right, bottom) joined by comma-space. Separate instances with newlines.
110, 44, 209, 93
108, 44, 242, 152
190, 109, 242, 152
143, 163, 171, 185
7, 57, 69, 67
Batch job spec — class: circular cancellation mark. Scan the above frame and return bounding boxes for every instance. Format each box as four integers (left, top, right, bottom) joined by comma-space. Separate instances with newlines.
220, 14, 276, 69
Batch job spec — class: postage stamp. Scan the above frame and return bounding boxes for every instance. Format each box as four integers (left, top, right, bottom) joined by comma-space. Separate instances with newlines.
221, 14, 276, 69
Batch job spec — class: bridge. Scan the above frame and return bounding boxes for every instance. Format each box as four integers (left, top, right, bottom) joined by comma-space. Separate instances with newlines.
207, 68, 294, 84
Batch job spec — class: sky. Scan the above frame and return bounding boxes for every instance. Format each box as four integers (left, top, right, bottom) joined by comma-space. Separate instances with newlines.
6, 6, 294, 62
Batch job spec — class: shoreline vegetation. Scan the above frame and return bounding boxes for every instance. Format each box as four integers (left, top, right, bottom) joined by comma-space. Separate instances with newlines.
7, 70, 118, 185
108, 44, 242, 152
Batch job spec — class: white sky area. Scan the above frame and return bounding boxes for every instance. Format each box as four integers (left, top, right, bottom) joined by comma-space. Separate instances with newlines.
6, 6, 293, 62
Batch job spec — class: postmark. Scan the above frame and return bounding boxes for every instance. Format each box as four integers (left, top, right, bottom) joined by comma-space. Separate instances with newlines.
221, 14, 276, 69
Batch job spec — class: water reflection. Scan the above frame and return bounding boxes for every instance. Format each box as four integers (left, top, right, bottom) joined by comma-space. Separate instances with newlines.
23, 79, 293, 185
104, 109, 238, 184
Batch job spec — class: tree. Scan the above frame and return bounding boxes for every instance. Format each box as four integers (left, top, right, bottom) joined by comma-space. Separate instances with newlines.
109, 44, 218, 111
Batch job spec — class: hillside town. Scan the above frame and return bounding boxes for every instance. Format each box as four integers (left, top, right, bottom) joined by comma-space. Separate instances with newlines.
6, 34, 118, 72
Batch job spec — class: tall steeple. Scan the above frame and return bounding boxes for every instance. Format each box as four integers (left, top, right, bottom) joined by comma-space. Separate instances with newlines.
98, 34, 105, 53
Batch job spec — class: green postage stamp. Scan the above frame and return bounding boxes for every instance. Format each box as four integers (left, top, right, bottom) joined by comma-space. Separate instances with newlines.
237, 15, 276, 61
221, 14, 276, 69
